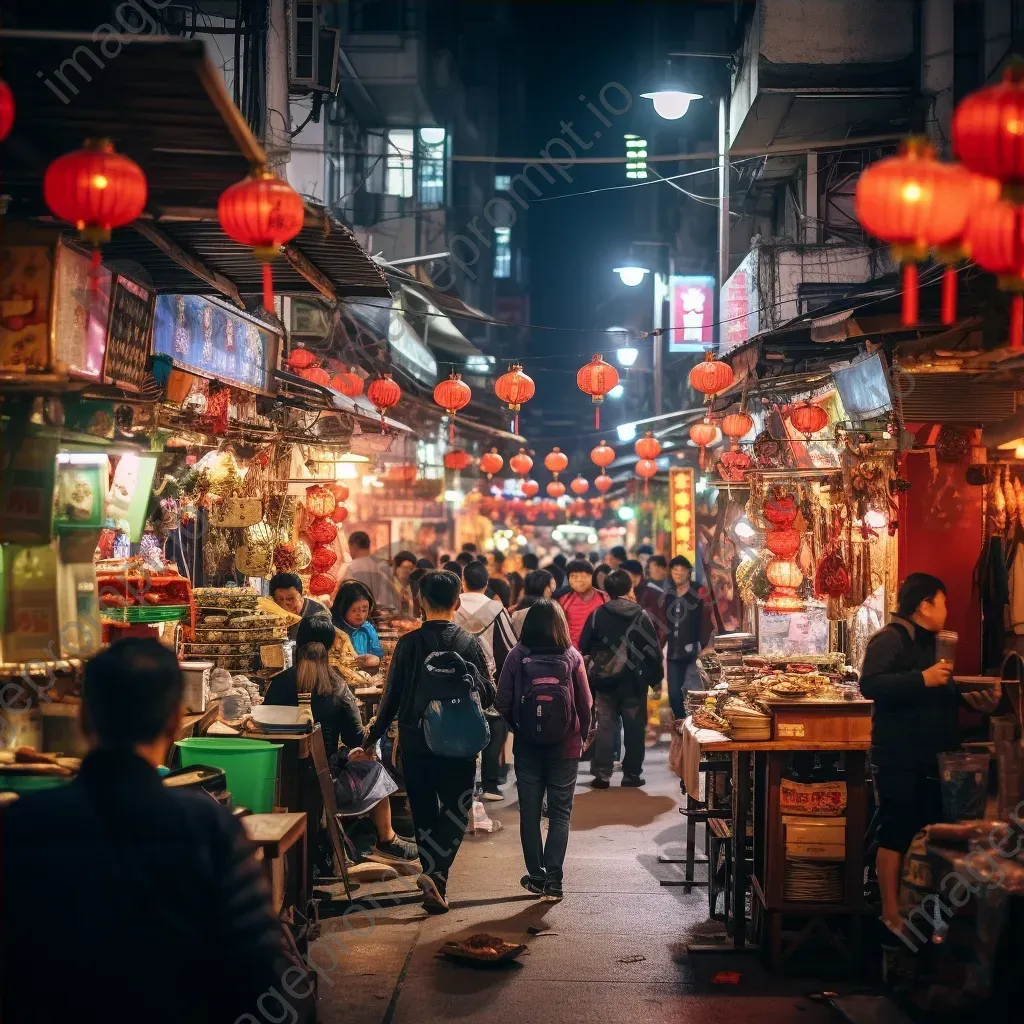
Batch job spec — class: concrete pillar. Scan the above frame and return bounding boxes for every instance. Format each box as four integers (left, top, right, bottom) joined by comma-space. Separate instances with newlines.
922, 0, 955, 155
805, 151, 819, 244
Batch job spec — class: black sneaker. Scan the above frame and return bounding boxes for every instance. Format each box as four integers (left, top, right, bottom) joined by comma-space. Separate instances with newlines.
590, 777, 611, 789
370, 834, 419, 864
417, 874, 449, 914
520, 874, 545, 896
543, 881, 563, 901
621, 774, 646, 787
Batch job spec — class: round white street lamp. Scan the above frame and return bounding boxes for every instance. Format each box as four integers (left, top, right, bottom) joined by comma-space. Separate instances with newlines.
616, 346, 639, 368
613, 265, 650, 287
640, 88, 703, 120
608, 383, 625, 399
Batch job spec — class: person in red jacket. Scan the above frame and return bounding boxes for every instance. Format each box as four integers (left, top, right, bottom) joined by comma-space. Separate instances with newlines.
558, 558, 607, 649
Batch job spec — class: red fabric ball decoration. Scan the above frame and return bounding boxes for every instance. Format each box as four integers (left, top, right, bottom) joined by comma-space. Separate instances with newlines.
815, 552, 851, 598
309, 572, 337, 597
0, 79, 15, 142
594, 474, 612, 494
718, 449, 752, 482
762, 490, 798, 528
306, 517, 338, 545
287, 346, 316, 370
43, 138, 148, 248
479, 449, 504, 477
522, 479, 539, 498
367, 373, 402, 431
547, 480, 566, 498
509, 449, 533, 476
305, 485, 336, 518
311, 545, 338, 572
788, 402, 829, 435
570, 475, 589, 496
688, 351, 734, 396
590, 441, 615, 469
330, 482, 350, 503
330, 504, 349, 524
634, 431, 662, 461
444, 448, 473, 471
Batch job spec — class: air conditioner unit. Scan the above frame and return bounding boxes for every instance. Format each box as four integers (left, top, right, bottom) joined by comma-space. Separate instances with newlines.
289, 1, 319, 89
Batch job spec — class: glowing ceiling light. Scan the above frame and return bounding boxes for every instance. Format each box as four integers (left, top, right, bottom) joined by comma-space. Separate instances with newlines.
616, 346, 639, 367
613, 265, 650, 287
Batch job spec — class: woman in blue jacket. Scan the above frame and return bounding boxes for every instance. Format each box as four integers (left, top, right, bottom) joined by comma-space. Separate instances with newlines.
332, 580, 384, 672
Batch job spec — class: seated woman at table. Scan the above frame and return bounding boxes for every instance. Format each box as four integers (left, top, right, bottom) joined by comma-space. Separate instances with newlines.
264, 615, 417, 865
860, 573, 1001, 938
332, 581, 385, 673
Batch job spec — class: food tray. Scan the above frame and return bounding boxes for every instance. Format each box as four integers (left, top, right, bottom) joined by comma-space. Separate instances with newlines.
182, 642, 259, 656
194, 589, 259, 610
954, 675, 1001, 691
102, 604, 191, 624
193, 627, 286, 643
439, 938, 527, 965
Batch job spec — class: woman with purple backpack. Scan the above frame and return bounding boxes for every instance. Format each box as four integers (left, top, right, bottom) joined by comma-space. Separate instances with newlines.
496, 599, 593, 900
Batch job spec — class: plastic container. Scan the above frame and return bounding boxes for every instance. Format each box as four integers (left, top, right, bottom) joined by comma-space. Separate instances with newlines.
174, 737, 281, 812
0, 773, 71, 794
938, 751, 990, 822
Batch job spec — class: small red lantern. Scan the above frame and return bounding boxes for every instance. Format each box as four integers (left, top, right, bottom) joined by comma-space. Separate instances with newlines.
634, 431, 662, 461
689, 419, 720, 470
591, 440, 615, 469
717, 449, 752, 482
311, 545, 338, 573
300, 365, 331, 387
307, 517, 338, 545
331, 504, 349, 524
765, 558, 804, 614
433, 371, 472, 442
635, 457, 658, 495
570, 475, 589, 496
331, 367, 364, 398
444, 448, 473, 472
576, 354, 619, 428
309, 572, 337, 597
367, 373, 402, 432
479, 448, 504, 478
218, 167, 305, 313
594, 473, 613, 494
688, 351, 735, 398
0, 79, 14, 142
953, 63, 1024, 194
43, 138, 147, 277
547, 480, 566, 498
287, 345, 316, 371
721, 410, 754, 448
494, 364, 535, 434
571, 499, 587, 517
964, 198, 1024, 348
788, 402, 830, 436
762, 489, 798, 528
305, 484, 337, 518
330, 482, 350, 503
522, 479, 539, 498
765, 528, 801, 558
855, 138, 971, 325
509, 449, 534, 476
543, 447, 568, 478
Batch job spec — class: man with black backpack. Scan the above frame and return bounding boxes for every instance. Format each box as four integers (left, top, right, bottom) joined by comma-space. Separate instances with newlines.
364, 570, 495, 914
579, 568, 664, 788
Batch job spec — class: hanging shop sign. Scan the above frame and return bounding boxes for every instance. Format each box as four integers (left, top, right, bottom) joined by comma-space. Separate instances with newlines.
0, 243, 55, 374
104, 274, 155, 392
152, 294, 280, 395
668, 275, 715, 353
53, 240, 111, 381
669, 467, 696, 565
719, 250, 760, 355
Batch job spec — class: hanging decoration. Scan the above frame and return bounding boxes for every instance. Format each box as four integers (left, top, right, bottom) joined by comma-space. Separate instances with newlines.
717, 449, 752, 483
963, 198, 1024, 349
444, 448, 473, 472
635, 458, 659, 495
855, 138, 971, 326
366, 373, 402, 432
764, 559, 805, 614
688, 419, 719, 470
547, 480, 566, 498
788, 401, 830, 437
753, 429, 785, 469
433, 371, 472, 442
494, 363, 535, 435
594, 474, 612, 494
479, 448, 504, 479
522, 479, 540, 498
634, 430, 662, 461
544, 447, 569, 479
330, 482, 350, 503
307, 518, 338, 545
952, 61, 1024, 193
43, 138, 147, 280
576, 354, 619, 428
310, 545, 338, 573
0, 79, 14, 141
331, 367, 364, 398
309, 572, 337, 598
935, 425, 971, 463
217, 167, 305, 313
570, 475, 589, 496
721, 410, 754, 448
765, 527, 801, 558
305, 484, 337, 518
509, 449, 534, 477
331, 504, 349, 524
299, 365, 331, 387
688, 351, 735, 400
590, 440, 615, 469
286, 345, 317, 371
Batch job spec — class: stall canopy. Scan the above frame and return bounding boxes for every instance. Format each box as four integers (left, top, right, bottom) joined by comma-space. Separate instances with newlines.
0, 31, 390, 302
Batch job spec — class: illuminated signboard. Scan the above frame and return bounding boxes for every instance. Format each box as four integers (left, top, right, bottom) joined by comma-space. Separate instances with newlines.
668, 275, 714, 353
669, 467, 696, 565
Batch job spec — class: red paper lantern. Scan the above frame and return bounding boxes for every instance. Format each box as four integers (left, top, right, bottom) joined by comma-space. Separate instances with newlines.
721, 410, 754, 447
494, 363, 535, 434
855, 138, 971, 325
762, 490, 798, 528
688, 351, 734, 397
367, 373, 402, 432
218, 167, 305, 313
509, 449, 534, 476
331, 367, 364, 398
964, 198, 1024, 348
479, 448, 504, 478
522, 479, 539, 498
305, 484, 337, 518
309, 572, 337, 597
286, 345, 316, 371
570, 475, 589, 496
788, 402, 830, 436
330, 504, 349, 524
433, 371, 472, 442
547, 480, 566, 498
591, 440, 615, 469
571, 499, 587, 517
543, 447, 568, 478
765, 558, 804, 615
307, 517, 338, 545
594, 473, 613, 494
576, 354, 619, 428
300, 365, 331, 387
444, 448, 473, 472
952, 63, 1024, 192
634, 431, 662, 461
0, 79, 14, 142
310, 544, 338, 572
717, 449, 752, 482
689, 419, 719, 470
43, 139, 147, 276
635, 457, 659, 495
765, 528, 801, 558
329, 482, 350, 503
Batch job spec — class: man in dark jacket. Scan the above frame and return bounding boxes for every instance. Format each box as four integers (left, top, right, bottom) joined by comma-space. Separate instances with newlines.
579, 568, 664, 787
650, 556, 707, 720
365, 570, 495, 913
1, 638, 288, 1024
860, 573, 1001, 936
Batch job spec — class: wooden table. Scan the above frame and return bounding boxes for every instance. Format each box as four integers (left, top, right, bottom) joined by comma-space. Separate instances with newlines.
676, 719, 870, 957
243, 812, 308, 918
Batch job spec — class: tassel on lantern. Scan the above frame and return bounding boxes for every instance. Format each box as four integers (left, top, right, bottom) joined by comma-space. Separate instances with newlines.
942, 266, 957, 325
1012, 295, 1024, 350
901, 263, 918, 326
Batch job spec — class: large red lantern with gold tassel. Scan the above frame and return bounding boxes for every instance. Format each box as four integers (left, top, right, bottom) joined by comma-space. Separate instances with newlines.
964, 197, 1024, 349
855, 138, 971, 326
367, 373, 402, 432
217, 167, 305, 313
494, 364, 535, 434
576, 354, 619, 428
43, 139, 147, 278
433, 371, 472, 442
688, 351, 734, 398
0, 79, 14, 142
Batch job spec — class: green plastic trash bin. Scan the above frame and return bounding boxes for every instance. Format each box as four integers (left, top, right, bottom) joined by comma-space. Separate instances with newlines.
174, 737, 282, 813
0, 773, 71, 794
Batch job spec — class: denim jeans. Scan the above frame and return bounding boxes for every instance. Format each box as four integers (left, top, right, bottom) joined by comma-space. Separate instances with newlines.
592, 690, 646, 780
514, 742, 579, 883
667, 659, 702, 720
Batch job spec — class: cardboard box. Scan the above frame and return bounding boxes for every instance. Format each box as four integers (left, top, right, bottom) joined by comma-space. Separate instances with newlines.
785, 823, 846, 845
785, 841, 846, 861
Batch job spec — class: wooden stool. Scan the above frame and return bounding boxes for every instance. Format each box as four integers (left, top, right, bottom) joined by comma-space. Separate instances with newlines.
660, 756, 732, 890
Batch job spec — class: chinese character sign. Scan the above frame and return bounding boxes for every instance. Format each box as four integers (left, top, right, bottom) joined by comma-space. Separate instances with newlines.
668, 275, 714, 353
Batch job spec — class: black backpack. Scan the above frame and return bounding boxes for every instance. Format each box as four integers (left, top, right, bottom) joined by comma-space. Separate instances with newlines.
584, 610, 632, 692
512, 649, 577, 745
413, 644, 490, 759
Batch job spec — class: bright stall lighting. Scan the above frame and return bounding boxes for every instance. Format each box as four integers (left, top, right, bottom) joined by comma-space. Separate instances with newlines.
613, 265, 650, 287
419, 127, 447, 145
864, 509, 888, 530
608, 384, 625, 399
336, 462, 360, 480
617, 506, 635, 521
616, 346, 639, 367
616, 422, 637, 443
733, 518, 756, 541
588, 533, 599, 545
640, 89, 702, 120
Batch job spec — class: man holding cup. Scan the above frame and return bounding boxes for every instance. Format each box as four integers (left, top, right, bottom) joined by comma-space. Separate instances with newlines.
860, 573, 1001, 938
